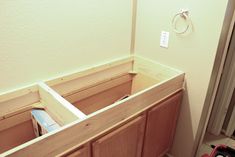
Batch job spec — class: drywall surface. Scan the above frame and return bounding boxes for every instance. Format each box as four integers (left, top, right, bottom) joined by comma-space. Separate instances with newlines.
135, 0, 228, 156
0, 0, 132, 94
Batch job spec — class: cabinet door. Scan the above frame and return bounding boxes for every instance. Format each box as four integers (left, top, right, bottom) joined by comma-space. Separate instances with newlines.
63, 145, 90, 157
143, 92, 183, 157
92, 115, 146, 157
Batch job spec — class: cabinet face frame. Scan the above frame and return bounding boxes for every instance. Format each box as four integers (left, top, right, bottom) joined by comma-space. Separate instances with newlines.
0, 56, 184, 156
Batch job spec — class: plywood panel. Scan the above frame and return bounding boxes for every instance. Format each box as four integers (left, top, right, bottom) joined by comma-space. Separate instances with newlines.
65, 74, 133, 104
74, 82, 132, 115
0, 91, 40, 118
0, 120, 36, 154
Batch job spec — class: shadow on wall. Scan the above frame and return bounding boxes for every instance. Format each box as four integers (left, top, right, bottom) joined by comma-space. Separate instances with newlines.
170, 81, 195, 157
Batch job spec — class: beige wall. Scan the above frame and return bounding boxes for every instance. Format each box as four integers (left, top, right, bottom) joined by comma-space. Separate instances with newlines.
0, 0, 231, 155
135, 0, 228, 156
0, 0, 132, 94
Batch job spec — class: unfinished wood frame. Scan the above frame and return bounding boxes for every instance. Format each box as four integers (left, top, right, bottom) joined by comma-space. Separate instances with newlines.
0, 55, 184, 156
0, 83, 83, 154
92, 114, 146, 157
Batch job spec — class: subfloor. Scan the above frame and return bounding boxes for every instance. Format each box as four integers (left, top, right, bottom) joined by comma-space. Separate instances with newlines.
197, 132, 235, 157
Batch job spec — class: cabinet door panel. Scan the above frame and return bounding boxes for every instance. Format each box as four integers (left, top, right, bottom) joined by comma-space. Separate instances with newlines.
92, 115, 146, 157
143, 92, 182, 157
64, 145, 90, 157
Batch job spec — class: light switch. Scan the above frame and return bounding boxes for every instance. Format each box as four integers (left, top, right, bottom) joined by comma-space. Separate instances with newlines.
160, 31, 169, 48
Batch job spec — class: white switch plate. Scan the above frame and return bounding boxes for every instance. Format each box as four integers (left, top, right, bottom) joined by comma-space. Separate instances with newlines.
160, 31, 169, 48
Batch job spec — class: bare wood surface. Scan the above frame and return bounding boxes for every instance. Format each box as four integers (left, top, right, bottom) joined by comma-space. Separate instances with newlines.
49, 62, 133, 96
134, 55, 183, 81
65, 74, 133, 104
74, 82, 132, 115
0, 85, 38, 103
47, 56, 134, 87
0, 120, 35, 154
38, 83, 85, 125
0, 92, 40, 118
131, 73, 161, 94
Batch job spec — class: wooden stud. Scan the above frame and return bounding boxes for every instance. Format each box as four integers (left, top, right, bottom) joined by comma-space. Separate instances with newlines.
38, 83, 86, 125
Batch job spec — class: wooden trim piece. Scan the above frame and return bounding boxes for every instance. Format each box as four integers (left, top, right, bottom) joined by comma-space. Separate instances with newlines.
2, 103, 44, 119
0, 91, 40, 118
133, 55, 184, 82
0, 102, 44, 132
47, 56, 134, 87
130, 0, 138, 54
38, 83, 86, 125
0, 85, 38, 103
51, 62, 133, 97
66, 74, 133, 103
4, 74, 184, 156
